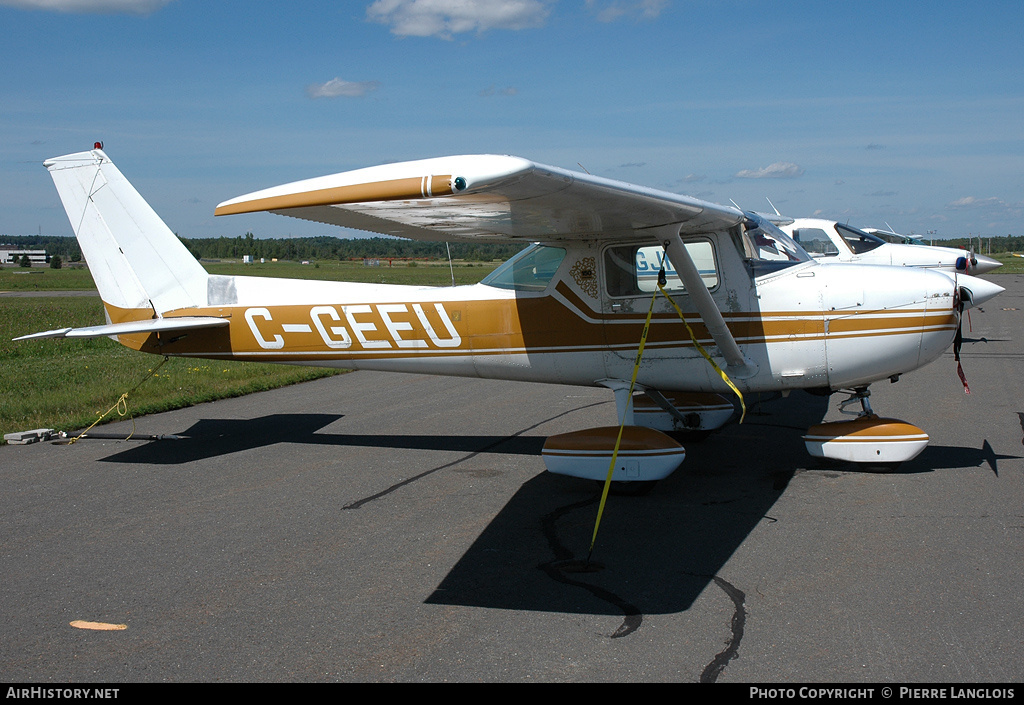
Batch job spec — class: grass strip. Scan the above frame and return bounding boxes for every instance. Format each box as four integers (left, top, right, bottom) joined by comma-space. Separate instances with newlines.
0, 297, 338, 441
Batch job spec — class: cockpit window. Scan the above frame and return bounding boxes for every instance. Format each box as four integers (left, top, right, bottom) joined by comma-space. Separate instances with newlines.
836, 224, 885, 254
481, 244, 566, 291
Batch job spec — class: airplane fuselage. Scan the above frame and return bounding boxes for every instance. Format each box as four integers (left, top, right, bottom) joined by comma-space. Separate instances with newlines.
108, 232, 961, 395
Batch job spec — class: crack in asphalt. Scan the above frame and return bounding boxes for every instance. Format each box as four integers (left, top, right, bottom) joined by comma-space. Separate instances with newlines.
537, 493, 750, 681
699, 575, 747, 683
537, 493, 643, 639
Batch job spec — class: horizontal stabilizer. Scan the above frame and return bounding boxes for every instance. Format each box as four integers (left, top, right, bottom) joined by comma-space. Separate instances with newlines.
14, 316, 229, 341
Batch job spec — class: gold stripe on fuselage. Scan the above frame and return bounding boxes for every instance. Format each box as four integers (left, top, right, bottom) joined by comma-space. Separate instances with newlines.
101, 283, 956, 363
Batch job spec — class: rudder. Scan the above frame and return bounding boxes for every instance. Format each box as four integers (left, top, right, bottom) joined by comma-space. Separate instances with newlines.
44, 149, 208, 314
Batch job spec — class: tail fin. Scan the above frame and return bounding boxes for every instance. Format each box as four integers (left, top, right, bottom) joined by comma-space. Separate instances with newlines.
44, 149, 208, 313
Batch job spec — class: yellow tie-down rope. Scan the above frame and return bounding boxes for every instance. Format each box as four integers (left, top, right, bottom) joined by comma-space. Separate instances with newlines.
68, 356, 169, 444
588, 271, 747, 560
656, 281, 746, 424
588, 287, 658, 560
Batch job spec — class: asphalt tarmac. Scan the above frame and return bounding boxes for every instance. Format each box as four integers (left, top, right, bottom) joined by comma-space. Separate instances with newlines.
2, 275, 1022, 683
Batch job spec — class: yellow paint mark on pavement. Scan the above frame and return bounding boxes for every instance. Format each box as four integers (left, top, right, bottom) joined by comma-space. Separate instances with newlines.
70, 620, 127, 631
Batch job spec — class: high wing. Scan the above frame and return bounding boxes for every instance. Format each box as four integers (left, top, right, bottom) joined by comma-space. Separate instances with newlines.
214, 155, 745, 242
216, 155, 759, 374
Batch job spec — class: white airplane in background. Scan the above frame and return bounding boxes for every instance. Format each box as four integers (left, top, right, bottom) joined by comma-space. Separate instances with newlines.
19, 148, 1005, 485
863, 225, 930, 246
778, 217, 1002, 275
863, 225, 1002, 274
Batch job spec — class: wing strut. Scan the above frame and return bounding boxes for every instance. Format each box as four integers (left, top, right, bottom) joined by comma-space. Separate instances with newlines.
659, 226, 757, 379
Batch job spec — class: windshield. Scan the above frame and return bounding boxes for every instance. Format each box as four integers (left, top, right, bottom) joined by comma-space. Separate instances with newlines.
480, 244, 566, 291
871, 230, 927, 246
741, 214, 811, 275
836, 224, 885, 254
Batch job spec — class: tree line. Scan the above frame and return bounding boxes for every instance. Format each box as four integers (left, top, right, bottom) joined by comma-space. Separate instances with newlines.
2, 234, 524, 263
5, 232, 1023, 263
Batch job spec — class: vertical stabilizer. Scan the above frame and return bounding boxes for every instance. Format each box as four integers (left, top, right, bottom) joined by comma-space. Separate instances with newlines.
44, 149, 208, 313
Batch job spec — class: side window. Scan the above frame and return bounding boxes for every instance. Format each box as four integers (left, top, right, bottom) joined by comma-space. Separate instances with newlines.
604, 241, 718, 297
481, 244, 567, 292
794, 228, 840, 257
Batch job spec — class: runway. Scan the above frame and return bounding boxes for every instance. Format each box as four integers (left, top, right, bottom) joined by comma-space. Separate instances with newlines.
2, 275, 1022, 683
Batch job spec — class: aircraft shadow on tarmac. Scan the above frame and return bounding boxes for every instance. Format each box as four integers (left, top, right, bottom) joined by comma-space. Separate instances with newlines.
913, 440, 1019, 476
424, 412, 1021, 616
94, 393, 1020, 617
99, 413, 547, 465
425, 391, 830, 616
99, 414, 347, 464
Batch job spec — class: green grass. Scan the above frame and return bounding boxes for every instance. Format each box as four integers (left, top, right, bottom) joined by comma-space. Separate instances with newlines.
0, 265, 98, 291
988, 254, 1024, 274
0, 260, 501, 442
0, 258, 500, 291
205, 258, 500, 286
0, 297, 339, 440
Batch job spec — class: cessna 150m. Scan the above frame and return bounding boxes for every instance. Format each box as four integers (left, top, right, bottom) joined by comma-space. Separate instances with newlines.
20, 148, 1005, 483
778, 217, 1002, 275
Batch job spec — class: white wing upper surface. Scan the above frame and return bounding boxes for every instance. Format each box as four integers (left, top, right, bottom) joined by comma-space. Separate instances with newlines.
215, 155, 744, 243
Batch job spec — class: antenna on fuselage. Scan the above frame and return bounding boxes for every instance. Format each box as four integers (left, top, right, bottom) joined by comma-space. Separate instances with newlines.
446, 242, 455, 287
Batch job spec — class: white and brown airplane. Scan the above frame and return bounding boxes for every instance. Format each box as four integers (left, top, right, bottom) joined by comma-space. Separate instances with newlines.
19, 148, 1005, 483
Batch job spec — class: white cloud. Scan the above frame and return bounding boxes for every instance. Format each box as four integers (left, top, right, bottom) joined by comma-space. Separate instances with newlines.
0, 0, 172, 12
735, 162, 805, 179
586, 0, 668, 22
367, 0, 552, 39
479, 85, 518, 96
947, 196, 1003, 209
307, 78, 380, 99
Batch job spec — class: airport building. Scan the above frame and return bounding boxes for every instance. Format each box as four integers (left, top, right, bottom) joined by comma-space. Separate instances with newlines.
0, 248, 48, 265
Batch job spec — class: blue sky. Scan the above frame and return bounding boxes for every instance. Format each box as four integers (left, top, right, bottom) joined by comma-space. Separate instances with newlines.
2, 0, 1022, 241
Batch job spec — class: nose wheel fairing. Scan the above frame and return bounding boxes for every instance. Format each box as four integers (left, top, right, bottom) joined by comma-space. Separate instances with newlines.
803, 388, 929, 465
804, 416, 929, 464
